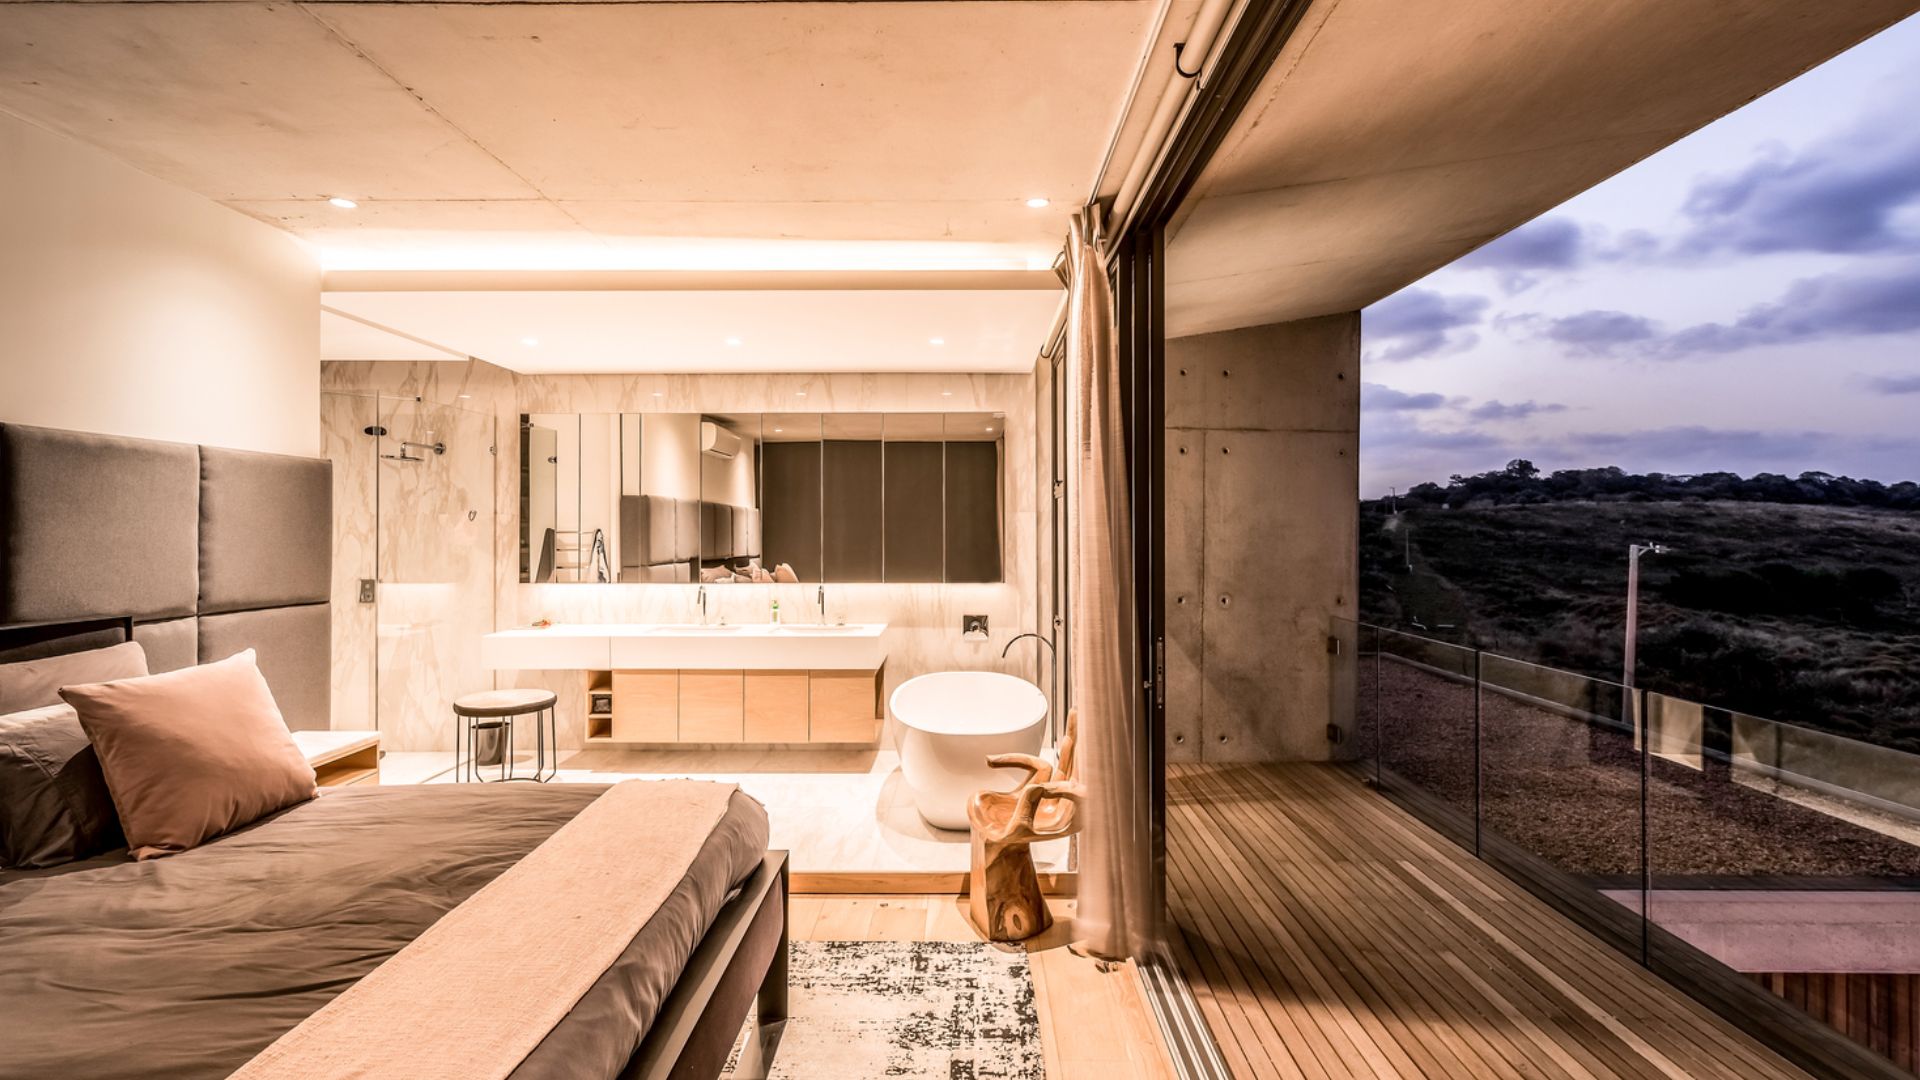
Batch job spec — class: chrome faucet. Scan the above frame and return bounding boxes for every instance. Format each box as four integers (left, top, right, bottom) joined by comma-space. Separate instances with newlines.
696, 585, 708, 625
1001, 632, 1055, 660
816, 585, 827, 624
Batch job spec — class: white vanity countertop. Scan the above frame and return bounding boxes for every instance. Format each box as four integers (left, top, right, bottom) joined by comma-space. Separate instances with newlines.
481, 622, 888, 671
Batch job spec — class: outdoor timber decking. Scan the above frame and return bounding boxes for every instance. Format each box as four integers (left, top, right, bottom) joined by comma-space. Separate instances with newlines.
1166, 762, 1813, 1080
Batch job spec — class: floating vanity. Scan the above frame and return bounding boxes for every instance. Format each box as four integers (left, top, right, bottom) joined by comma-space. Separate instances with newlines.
480, 623, 888, 746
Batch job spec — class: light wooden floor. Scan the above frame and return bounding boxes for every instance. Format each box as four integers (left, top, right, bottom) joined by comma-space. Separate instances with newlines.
1167, 763, 1814, 1080
791, 893, 1176, 1080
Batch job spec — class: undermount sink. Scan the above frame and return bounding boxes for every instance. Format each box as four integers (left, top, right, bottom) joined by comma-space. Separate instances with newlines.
482, 621, 888, 671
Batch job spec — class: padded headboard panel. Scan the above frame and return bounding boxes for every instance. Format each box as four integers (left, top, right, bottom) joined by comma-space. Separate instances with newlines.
0, 424, 332, 730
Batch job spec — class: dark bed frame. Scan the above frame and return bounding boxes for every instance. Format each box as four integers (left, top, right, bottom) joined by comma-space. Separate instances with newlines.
0, 423, 789, 1080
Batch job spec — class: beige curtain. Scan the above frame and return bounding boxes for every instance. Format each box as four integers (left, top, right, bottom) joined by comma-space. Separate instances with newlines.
1066, 213, 1153, 961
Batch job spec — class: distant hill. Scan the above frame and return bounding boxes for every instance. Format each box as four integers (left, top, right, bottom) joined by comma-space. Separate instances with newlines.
1360, 462, 1920, 753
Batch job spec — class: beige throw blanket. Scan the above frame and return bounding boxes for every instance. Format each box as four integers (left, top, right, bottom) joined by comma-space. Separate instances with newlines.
232, 779, 739, 1080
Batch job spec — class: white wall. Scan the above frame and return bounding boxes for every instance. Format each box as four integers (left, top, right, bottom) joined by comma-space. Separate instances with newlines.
0, 112, 320, 455
641, 413, 701, 500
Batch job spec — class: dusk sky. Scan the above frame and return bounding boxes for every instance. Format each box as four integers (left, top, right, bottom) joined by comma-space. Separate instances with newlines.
1359, 16, 1920, 499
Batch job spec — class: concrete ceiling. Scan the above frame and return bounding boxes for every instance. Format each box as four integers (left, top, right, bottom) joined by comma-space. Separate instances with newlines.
1165, 0, 1920, 338
322, 287, 1063, 373
0, 0, 1157, 271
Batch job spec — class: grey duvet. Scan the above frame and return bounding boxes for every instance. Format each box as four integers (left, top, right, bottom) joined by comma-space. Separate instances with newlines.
0, 782, 769, 1080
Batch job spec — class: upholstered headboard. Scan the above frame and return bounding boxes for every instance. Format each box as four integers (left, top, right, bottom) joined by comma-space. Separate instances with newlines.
0, 424, 331, 729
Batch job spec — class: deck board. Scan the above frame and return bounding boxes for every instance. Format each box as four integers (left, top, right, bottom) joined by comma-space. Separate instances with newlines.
1167, 763, 1812, 1080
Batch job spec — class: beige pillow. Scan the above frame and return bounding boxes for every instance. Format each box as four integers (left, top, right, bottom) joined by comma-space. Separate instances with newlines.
60, 649, 318, 860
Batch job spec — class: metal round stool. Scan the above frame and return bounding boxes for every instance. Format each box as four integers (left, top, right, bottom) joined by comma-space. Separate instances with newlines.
453, 689, 558, 783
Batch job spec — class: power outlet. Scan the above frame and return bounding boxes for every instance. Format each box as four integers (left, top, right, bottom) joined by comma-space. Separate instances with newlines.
962, 614, 989, 638
358, 579, 376, 604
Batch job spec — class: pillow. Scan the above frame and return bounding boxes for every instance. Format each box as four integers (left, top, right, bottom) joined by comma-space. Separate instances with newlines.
773, 563, 800, 584
0, 640, 149, 713
0, 704, 125, 867
60, 649, 318, 860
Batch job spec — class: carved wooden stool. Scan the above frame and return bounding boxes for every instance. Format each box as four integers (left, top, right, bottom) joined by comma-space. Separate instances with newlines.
968, 709, 1084, 942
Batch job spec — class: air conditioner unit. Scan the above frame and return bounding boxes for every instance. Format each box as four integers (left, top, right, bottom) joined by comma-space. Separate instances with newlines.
701, 421, 741, 460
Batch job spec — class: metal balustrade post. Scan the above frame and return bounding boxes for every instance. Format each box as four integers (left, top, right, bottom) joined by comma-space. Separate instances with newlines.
1473, 648, 1484, 859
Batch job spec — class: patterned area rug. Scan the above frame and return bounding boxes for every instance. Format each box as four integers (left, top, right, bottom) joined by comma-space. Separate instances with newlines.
725, 940, 1044, 1079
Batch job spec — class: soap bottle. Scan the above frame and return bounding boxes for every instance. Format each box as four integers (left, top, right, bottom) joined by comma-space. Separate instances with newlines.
770, 597, 781, 625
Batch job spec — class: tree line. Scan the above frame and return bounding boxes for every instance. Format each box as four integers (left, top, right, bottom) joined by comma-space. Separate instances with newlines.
1390, 461, 1920, 512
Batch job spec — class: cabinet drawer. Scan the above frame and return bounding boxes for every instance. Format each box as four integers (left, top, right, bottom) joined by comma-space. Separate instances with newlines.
611, 671, 677, 742
680, 671, 745, 742
745, 671, 809, 742
809, 669, 880, 743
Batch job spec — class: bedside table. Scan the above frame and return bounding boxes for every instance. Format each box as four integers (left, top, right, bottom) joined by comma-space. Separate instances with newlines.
291, 730, 381, 787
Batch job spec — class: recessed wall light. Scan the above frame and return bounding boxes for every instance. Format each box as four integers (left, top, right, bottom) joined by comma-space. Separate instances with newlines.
328, 196, 359, 209
929, 337, 945, 346
520, 337, 539, 347
1025, 197, 1050, 209
725, 337, 743, 347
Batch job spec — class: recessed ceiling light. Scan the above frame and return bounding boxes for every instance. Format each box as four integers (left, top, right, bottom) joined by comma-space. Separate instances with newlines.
941, 390, 953, 397
725, 337, 743, 347
457, 394, 471, 400
652, 391, 665, 398
795, 391, 807, 398
929, 337, 945, 346
1025, 197, 1050, 209
773, 428, 784, 433
328, 196, 358, 209
520, 336, 539, 347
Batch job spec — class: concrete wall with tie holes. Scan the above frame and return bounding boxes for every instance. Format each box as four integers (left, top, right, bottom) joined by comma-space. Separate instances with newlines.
1165, 314, 1361, 763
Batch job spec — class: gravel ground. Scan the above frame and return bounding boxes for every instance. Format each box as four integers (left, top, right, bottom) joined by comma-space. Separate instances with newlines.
1357, 661, 1920, 880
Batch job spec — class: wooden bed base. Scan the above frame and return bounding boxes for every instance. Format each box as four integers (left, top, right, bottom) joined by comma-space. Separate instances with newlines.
622, 850, 790, 1080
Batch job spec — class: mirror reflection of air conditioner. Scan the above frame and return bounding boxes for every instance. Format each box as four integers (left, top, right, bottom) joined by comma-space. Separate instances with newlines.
701, 421, 741, 460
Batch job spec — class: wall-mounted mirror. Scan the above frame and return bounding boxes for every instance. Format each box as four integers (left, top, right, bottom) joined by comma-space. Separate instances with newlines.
520, 412, 1004, 584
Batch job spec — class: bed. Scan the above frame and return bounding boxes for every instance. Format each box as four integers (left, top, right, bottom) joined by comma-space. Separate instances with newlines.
0, 422, 789, 1080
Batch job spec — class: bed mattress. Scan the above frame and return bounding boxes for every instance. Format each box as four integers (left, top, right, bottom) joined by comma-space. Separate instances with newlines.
0, 782, 769, 1080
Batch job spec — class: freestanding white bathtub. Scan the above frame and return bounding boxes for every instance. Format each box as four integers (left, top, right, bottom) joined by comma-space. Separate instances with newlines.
890, 671, 1050, 831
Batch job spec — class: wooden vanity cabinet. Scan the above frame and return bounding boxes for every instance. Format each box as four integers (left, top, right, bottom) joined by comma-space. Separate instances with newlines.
810, 669, 883, 743
745, 671, 810, 742
587, 665, 883, 745
679, 671, 745, 742
611, 670, 677, 742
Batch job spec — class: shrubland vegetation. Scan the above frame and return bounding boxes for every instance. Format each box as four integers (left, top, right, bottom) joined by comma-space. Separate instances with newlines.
1360, 461, 1920, 753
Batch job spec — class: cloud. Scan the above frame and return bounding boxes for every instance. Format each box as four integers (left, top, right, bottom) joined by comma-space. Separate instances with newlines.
1678, 122, 1920, 256
1362, 288, 1490, 362
1361, 382, 1449, 412
1658, 263, 1920, 356
1541, 310, 1660, 356
1468, 400, 1569, 422
1556, 426, 1830, 464
1454, 217, 1663, 291
1868, 373, 1920, 395
1458, 218, 1585, 272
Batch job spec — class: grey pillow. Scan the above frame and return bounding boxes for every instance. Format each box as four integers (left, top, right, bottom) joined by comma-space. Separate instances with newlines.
0, 640, 150, 713
0, 704, 125, 867
0, 642, 146, 867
